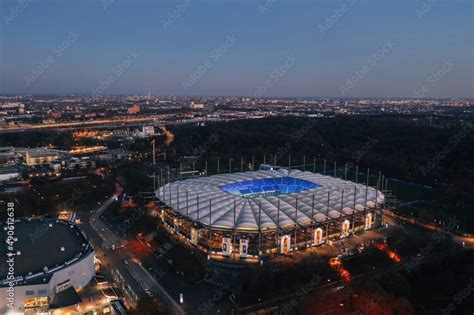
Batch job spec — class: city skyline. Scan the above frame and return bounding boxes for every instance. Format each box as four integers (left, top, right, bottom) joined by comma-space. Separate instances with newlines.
0, 0, 472, 98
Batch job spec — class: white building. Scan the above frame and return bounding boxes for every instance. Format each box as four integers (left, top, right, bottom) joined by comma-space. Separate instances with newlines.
0, 219, 95, 314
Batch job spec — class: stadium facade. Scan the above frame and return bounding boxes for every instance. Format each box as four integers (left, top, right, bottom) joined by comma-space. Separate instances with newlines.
0, 218, 95, 314
157, 168, 384, 259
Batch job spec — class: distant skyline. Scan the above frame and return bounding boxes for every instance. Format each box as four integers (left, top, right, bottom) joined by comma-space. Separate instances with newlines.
0, 0, 472, 98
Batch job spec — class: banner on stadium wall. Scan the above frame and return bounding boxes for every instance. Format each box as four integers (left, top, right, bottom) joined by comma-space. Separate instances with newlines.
280, 235, 291, 254
341, 220, 350, 238
313, 227, 323, 245
364, 213, 372, 230
239, 239, 248, 258
222, 237, 232, 256
191, 228, 199, 245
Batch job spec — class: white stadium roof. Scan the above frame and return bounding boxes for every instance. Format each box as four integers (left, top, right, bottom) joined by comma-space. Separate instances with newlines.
157, 169, 384, 231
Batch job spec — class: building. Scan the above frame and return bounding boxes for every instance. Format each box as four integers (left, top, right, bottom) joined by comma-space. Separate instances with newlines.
64, 156, 96, 170
0, 218, 95, 314
49, 111, 62, 119
157, 168, 384, 259
0, 102, 25, 114
0, 167, 21, 182
0, 147, 19, 166
25, 149, 60, 166
141, 125, 155, 137
189, 102, 204, 110
127, 104, 140, 114
27, 165, 60, 178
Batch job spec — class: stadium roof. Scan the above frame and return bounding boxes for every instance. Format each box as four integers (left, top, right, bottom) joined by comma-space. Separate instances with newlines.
157, 169, 384, 231
0, 219, 92, 285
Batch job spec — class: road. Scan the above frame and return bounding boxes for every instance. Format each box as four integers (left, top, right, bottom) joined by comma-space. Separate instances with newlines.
383, 210, 474, 249
89, 183, 123, 249
85, 181, 186, 315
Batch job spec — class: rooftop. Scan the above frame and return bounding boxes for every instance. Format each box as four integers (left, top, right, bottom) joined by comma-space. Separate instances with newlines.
158, 169, 384, 231
0, 218, 92, 285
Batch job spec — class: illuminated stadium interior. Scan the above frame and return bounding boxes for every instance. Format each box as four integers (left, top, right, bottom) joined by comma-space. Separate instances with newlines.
220, 176, 317, 198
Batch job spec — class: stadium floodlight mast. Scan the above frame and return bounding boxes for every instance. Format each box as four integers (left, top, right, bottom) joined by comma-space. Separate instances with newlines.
151, 139, 166, 201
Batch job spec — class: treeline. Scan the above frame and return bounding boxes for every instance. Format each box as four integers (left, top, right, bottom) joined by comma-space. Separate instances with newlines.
169, 115, 474, 204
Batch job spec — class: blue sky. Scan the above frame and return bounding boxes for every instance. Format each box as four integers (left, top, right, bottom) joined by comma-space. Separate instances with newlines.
0, 0, 472, 97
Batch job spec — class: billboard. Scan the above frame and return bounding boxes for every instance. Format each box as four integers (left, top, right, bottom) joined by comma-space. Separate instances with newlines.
239, 239, 248, 258
190, 228, 199, 245
222, 237, 232, 256
280, 235, 291, 254
313, 228, 323, 245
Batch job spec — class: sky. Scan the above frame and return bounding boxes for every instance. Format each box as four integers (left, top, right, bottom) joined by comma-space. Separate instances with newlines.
0, 0, 472, 98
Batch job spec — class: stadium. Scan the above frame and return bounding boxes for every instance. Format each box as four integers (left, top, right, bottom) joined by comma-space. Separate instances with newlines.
157, 167, 385, 259
0, 218, 95, 314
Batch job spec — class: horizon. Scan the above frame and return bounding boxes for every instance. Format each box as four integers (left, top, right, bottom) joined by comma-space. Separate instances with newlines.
0, 93, 471, 100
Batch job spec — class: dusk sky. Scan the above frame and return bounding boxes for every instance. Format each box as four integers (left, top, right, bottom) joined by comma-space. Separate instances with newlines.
0, 0, 472, 97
